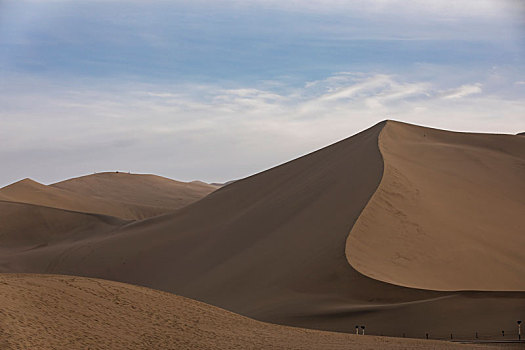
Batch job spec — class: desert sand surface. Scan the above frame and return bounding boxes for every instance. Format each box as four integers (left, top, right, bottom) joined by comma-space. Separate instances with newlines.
347, 121, 525, 290
0, 274, 504, 350
0, 173, 218, 220
1, 121, 523, 339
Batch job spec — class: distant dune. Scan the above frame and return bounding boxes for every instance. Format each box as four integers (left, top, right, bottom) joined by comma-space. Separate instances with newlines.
0, 121, 523, 338
0, 178, 154, 220
0, 274, 502, 350
211, 180, 236, 186
0, 173, 218, 220
52, 172, 219, 213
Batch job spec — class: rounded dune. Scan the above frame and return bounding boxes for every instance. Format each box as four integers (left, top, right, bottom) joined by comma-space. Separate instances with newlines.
51, 172, 219, 212
0, 174, 219, 220
0, 178, 163, 220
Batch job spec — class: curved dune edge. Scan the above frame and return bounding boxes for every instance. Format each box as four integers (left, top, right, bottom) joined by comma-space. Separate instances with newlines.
0, 274, 487, 350
346, 121, 525, 291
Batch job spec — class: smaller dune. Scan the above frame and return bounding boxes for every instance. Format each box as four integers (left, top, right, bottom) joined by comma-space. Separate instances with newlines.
51, 172, 219, 211
0, 274, 499, 350
0, 178, 145, 220
0, 173, 219, 220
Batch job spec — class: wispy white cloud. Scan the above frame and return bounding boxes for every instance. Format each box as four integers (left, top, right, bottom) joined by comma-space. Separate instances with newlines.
442, 83, 483, 99
0, 71, 523, 187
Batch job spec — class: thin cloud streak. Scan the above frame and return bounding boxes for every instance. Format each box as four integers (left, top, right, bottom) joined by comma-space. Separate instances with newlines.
1, 71, 524, 187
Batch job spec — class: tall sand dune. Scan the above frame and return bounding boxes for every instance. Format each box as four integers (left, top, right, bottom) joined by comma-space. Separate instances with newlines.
0, 274, 503, 350
1, 121, 523, 337
347, 121, 525, 291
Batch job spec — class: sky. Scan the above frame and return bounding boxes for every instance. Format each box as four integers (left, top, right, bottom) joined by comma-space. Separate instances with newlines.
1, 0, 524, 186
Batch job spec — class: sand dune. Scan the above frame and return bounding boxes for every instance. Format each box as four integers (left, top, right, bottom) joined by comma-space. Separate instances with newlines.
0, 178, 154, 220
0, 274, 502, 350
1, 121, 523, 338
347, 121, 525, 291
52, 172, 219, 212
0, 173, 218, 220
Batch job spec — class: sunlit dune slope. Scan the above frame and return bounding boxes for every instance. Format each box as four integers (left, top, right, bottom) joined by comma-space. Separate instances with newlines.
0, 274, 500, 350
52, 172, 219, 212
347, 121, 525, 291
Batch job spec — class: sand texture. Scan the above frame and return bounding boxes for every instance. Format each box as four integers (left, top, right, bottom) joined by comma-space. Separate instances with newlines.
0, 121, 523, 339
0, 274, 504, 350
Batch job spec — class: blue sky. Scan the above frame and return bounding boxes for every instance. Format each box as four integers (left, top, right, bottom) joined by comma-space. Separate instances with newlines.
1, 0, 524, 185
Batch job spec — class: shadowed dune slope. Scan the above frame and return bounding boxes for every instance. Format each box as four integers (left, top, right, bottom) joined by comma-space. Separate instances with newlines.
1, 122, 524, 337
347, 121, 525, 291
52, 172, 219, 212
0, 274, 498, 350
0, 201, 125, 249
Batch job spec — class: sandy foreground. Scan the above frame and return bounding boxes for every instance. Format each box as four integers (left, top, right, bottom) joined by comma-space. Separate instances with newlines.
0, 274, 507, 350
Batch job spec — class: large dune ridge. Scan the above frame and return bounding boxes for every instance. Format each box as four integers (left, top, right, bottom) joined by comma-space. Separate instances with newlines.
0, 274, 502, 350
0, 121, 523, 338
347, 121, 525, 291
